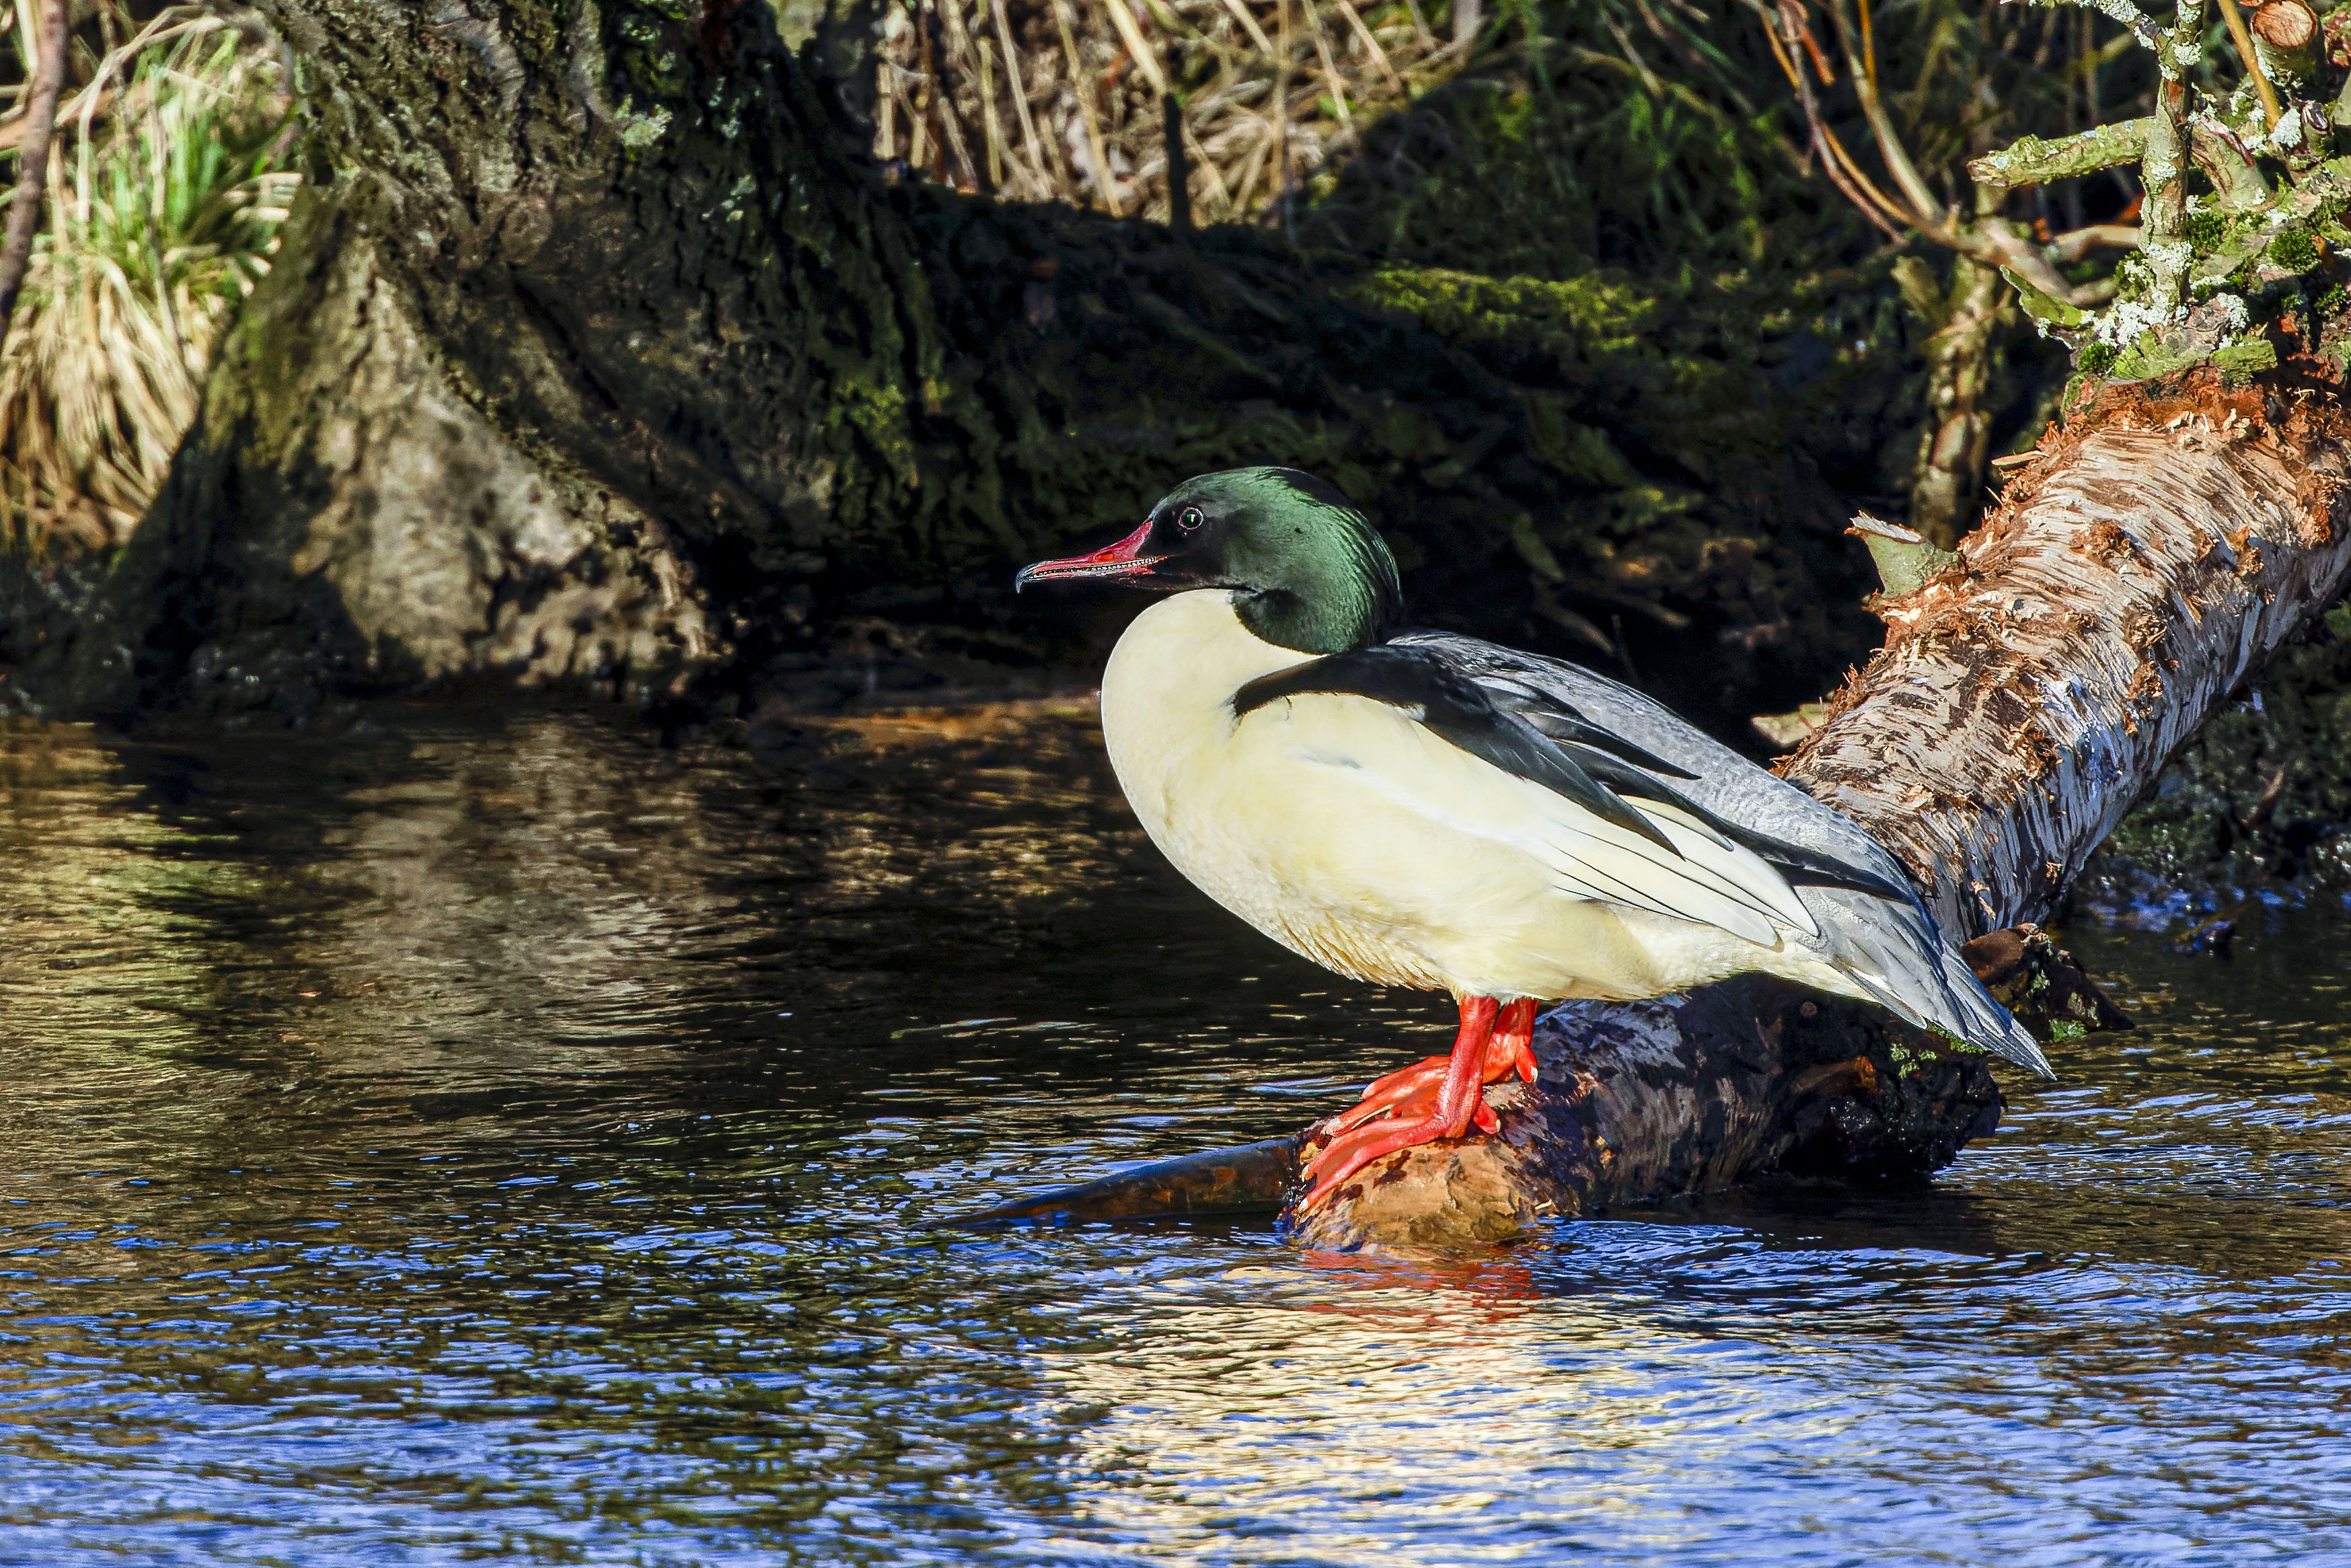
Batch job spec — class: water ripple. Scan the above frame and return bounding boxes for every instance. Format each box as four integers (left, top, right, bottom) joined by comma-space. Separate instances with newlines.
0, 708, 2344, 1566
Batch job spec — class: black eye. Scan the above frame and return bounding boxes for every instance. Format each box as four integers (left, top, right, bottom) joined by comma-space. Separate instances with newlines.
1177, 507, 1204, 531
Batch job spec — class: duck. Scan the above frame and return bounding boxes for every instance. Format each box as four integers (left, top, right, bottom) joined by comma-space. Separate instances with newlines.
1016, 466, 2051, 1207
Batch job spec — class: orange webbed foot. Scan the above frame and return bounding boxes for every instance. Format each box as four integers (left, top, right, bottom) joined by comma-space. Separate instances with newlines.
1493, 998, 1539, 1083
1299, 996, 1527, 1210
1324, 1054, 1452, 1137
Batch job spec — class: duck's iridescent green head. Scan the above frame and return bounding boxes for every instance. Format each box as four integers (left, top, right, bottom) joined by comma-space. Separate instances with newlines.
1014, 467, 1403, 655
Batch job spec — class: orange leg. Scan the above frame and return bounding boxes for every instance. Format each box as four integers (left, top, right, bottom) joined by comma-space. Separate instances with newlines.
1492, 997, 1538, 1084
1301, 996, 1508, 1208
1323, 998, 1540, 1138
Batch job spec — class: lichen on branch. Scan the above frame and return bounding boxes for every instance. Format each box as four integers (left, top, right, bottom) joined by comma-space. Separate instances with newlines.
1985, 0, 2351, 387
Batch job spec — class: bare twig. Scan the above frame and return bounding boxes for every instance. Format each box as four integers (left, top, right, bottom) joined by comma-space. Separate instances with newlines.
0, 0, 66, 350
2048, 220, 2140, 259
1759, 0, 1910, 239
1802, 0, 2114, 307
2214, 0, 2283, 128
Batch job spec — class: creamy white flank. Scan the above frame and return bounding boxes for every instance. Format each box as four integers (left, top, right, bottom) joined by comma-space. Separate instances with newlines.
1099, 591, 1875, 1003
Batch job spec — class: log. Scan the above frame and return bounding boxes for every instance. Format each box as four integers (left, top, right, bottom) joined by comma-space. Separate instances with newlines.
934, 1137, 1302, 1226
936, 931, 2125, 1238
1276, 375, 2351, 1249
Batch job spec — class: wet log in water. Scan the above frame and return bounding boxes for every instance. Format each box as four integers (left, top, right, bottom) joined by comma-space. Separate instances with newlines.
1273, 376, 2351, 1248
945, 377, 2351, 1248
939, 928, 2112, 1241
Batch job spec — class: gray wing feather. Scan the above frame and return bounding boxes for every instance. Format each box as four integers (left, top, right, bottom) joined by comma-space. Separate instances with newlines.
1392, 631, 2053, 1076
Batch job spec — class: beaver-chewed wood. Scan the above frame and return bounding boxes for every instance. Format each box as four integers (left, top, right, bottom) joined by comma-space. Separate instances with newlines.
1789, 381, 2351, 940
1285, 375, 2351, 1250
1288, 977, 2002, 1250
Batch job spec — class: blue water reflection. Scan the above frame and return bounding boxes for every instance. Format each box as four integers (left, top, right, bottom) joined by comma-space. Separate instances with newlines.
0, 707, 2345, 1566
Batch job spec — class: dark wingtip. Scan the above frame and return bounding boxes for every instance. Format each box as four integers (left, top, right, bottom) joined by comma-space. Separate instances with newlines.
1719, 823, 1916, 903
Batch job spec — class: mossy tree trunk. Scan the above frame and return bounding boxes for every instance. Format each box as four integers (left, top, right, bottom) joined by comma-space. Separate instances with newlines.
44, 0, 929, 718
15, 0, 1891, 737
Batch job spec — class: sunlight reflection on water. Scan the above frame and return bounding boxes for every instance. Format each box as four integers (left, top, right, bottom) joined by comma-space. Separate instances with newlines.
0, 706, 2346, 1566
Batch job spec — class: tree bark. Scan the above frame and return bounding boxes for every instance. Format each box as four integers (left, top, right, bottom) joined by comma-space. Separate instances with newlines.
1899, 252, 2009, 550
1791, 378, 2351, 938
0, 0, 68, 349
8, 0, 1890, 739
1279, 373, 2351, 1250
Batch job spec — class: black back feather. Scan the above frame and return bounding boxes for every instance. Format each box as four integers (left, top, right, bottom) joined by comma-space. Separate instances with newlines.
1232, 647, 1682, 854
1231, 644, 1913, 903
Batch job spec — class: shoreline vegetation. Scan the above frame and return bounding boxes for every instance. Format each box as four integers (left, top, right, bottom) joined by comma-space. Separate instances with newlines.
0, 0, 293, 554
0, 0, 2346, 930
864, 0, 1479, 223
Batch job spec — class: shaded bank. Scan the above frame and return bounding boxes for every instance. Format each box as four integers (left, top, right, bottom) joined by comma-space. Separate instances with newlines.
0, 0, 2008, 743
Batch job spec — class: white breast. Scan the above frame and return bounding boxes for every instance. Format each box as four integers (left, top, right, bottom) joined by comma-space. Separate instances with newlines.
1098, 591, 1870, 1005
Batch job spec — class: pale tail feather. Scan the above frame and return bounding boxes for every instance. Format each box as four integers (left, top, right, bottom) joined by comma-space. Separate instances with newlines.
1807, 889, 2054, 1076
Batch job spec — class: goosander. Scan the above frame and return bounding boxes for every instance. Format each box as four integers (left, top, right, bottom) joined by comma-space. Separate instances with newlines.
1016, 468, 2050, 1207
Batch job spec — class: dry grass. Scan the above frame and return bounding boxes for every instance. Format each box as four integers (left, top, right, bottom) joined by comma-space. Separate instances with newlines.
0, 3, 295, 554
874, 0, 1487, 221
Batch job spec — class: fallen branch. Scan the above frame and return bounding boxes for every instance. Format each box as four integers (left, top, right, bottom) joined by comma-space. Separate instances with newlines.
944, 929, 2123, 1242
1273, 374, 2351, 1248
1789, 379, 2351, 939
949, 375, 2346, 1250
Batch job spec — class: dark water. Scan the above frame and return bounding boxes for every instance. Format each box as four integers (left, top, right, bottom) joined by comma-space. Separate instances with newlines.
1, 706, 2347, 1567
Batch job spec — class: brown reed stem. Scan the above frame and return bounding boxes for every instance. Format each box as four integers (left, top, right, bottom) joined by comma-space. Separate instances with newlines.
1272, 0, 1290, 209
1099, 0, 1169, 94
975, 31, 1007, 192
899, 0, 1475, 226
1335, 0, 1403, 91
1053, 0, 1121, 209
991, 0, 1062, 198
933, 0, 987, 191
1305, 0, 1349, 126
0, 0, 69, 349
